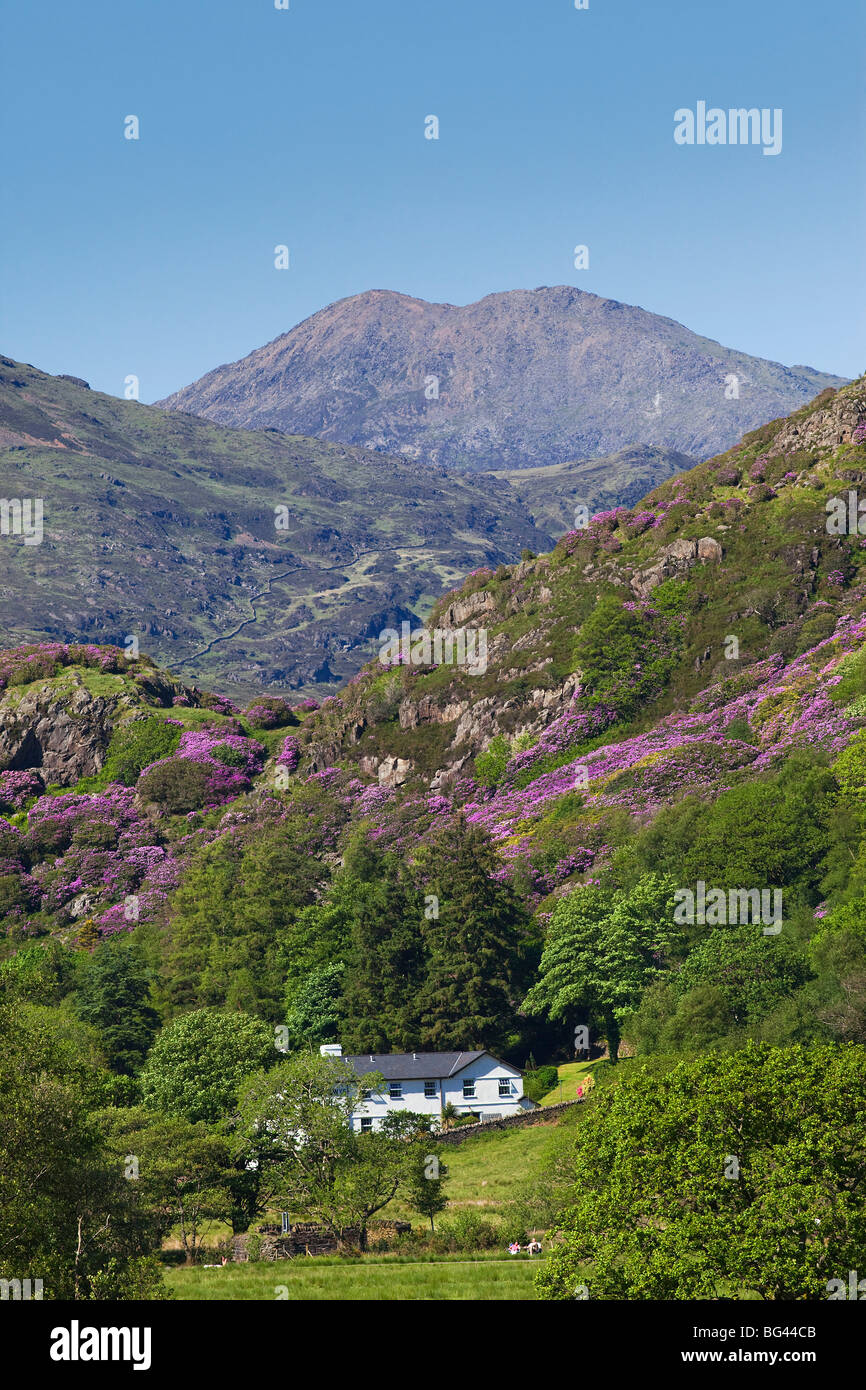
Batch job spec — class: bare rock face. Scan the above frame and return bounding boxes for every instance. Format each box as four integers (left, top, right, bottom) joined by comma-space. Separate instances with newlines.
0, 685, 118, 785
399, 695, 471, 732
439, 588, 498, 628
767, 387, 866, 459
697, 536, 723, 562
630, 536, 722, 598
378, 755, 412, 787
68, 891, 98, 919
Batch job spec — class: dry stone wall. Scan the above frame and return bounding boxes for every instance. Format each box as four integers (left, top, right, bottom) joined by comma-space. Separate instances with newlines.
434, 1098, 582, 1145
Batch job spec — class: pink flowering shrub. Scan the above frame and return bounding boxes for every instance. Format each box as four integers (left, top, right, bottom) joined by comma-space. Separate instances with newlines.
748, 483, 776, 502
590, 508, 630, 530
0, 770, 43, 811
137, 730, 266, 811
243, 697, 298, 730
0, 787, 193, 933
623, 511, 658, 538
503, 701, 618, 787
197, 691, 239, 716
275, 735, 301, 772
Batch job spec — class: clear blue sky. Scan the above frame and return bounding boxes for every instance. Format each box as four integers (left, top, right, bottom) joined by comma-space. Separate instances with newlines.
2, 0, 864, 401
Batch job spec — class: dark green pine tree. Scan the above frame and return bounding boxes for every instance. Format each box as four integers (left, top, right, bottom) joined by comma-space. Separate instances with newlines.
415, 814, 529, 1051
157, 826, 325, 1020
72, 940, 160, 1074
339, 833, 427, 1053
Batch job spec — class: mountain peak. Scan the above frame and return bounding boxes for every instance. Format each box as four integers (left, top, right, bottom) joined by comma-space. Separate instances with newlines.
157, 287, 846, 472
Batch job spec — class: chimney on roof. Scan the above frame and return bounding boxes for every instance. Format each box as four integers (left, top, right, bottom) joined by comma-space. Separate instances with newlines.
413, 1053, 417, 1061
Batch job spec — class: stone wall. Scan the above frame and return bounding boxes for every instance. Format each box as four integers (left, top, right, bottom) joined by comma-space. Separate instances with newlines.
434, 1098, 581, 1145
231, 1219, 411, 1261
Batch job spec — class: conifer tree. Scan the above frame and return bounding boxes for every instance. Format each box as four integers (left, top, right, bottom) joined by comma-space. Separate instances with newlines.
339, 833, 427, 1052
414, 814, 529, 1051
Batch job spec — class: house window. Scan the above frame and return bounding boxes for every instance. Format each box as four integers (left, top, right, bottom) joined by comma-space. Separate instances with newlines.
360, 1117, 373, 1132
499, 1079, 511, 1097
424, 1081, 437, 1098
389, 1082, 402, 1099
462, 1080, 475, 1099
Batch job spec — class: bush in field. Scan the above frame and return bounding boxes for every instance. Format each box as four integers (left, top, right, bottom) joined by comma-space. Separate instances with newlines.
243, 698, 298, 730
136, 758, 212, 813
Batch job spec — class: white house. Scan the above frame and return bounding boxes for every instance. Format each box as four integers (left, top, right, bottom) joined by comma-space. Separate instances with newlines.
319, 1046, 536, 1132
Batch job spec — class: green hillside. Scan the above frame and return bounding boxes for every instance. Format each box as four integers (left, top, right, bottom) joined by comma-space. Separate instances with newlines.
0, 358, 549, 698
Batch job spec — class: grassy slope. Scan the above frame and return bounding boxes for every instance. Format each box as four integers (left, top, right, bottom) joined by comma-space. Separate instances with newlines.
383, 1119, 562, 1225
492, 444, 696, 536
537, 1060, 598, 1106
305, 378, 866, 784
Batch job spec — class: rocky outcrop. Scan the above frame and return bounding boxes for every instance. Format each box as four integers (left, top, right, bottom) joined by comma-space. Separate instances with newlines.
439, 588, 499, 629
377, 755, 412, 787
766, 387, 866, 459
0, 683, 119, 785
399, 695, 468, 732
631, 536, 723, 599
423, 673, 583, 790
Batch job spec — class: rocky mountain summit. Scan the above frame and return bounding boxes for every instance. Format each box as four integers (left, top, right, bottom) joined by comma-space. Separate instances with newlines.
158, 286, 846, 472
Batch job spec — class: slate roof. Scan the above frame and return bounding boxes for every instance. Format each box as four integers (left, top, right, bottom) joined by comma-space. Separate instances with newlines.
344, 1050, 506, 1081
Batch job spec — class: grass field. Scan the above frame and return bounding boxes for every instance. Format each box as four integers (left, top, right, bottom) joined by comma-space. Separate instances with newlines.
538, 1060, 598, 1106
167, 1254, 540, 1301
383, 1117, 561, 1225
